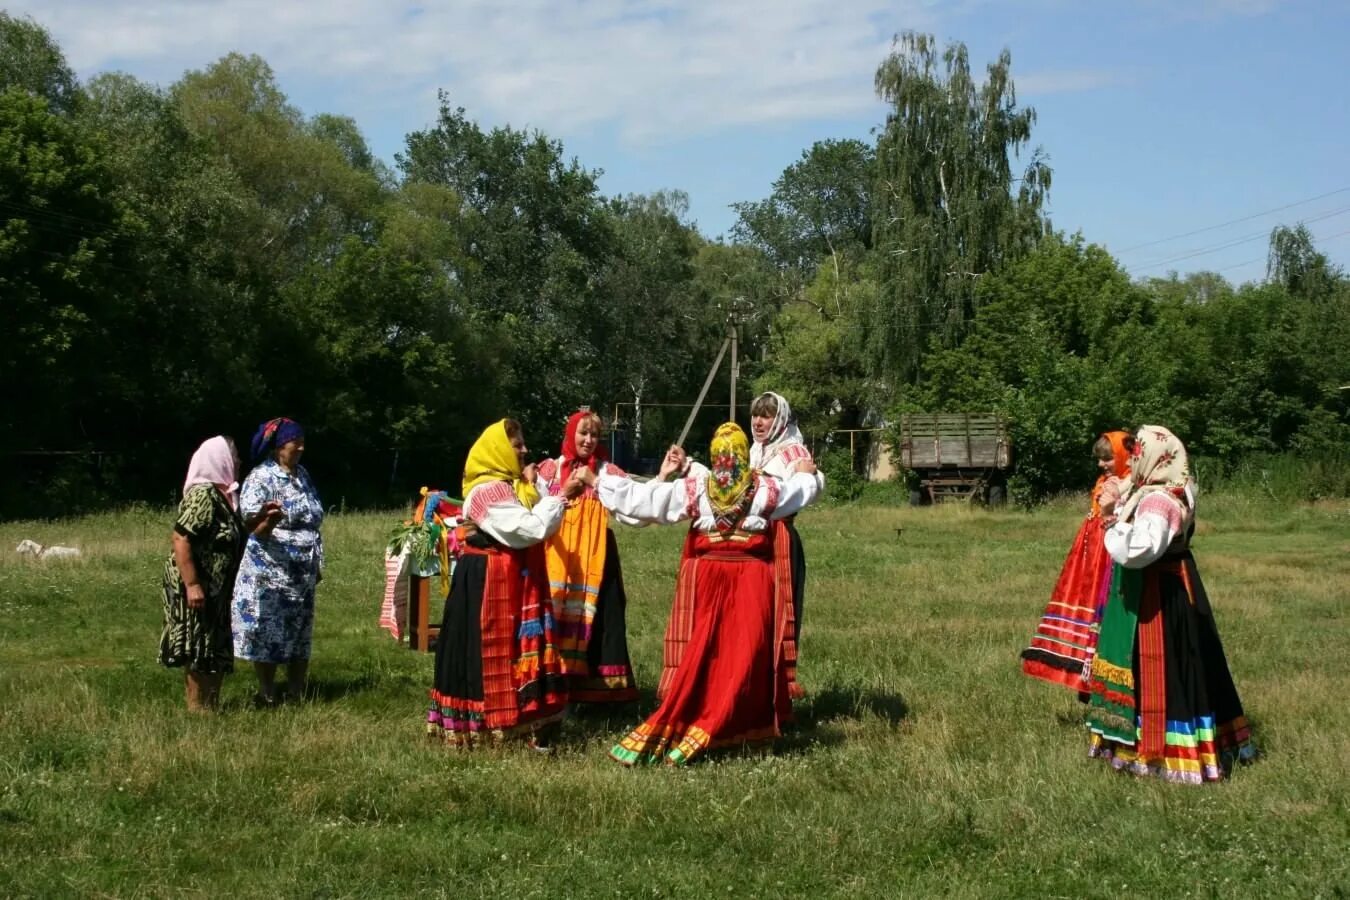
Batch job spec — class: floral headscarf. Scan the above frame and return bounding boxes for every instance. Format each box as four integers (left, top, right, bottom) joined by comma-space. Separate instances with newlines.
748, 391, 807, 471
560, 410, 608, 475
707, 422, 755, 530
462, 419, 541, 510
1116, 425, 1194, 527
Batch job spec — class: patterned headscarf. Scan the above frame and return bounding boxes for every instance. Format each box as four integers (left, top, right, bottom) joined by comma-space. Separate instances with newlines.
250, 417, 304, 462
561, 410, 608, 475
748, 391, 807, 471
1116, 425, 1194, 527
462, 419, 541, 510
707, 422, 755, 529
183, 436, 239, 509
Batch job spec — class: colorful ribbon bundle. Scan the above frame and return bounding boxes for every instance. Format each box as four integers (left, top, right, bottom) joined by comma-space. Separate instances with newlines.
414, 487, 464, 596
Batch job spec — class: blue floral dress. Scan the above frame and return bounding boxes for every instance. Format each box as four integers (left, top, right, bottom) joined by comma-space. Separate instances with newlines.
231, 460, 325, 663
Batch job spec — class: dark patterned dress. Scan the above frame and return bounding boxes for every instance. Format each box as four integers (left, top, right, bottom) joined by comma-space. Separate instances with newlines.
159, 484, 245, 674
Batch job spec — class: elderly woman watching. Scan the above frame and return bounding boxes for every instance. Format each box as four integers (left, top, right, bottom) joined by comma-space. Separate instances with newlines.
231, 418, 324, 706
160, 436, 270, 711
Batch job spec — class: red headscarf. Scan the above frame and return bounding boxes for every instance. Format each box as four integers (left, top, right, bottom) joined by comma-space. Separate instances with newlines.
1101, 430, 1132, 479
1090, 430, 1133, 517
561, 410, 609, 475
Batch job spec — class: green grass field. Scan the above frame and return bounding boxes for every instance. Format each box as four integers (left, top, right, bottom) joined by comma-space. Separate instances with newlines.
2, 495, 1348, 898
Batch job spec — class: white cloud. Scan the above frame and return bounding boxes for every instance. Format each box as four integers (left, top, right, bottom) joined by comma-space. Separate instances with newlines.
13, 0, 945, 143
1016, 68, 1127, 95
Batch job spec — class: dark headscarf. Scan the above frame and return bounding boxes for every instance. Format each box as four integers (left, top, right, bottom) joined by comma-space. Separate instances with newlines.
250, 417, 304, 462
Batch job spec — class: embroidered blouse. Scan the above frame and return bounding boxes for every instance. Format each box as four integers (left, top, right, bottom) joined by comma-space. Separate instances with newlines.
464, 481, 566, 548
1104, 492, 1190, 569
596, 467, 820, 532
754, 441, 824, 497
535, 456, 644, 526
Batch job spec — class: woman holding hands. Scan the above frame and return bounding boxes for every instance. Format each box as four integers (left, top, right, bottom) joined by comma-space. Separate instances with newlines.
576, 424, 820, 766
231, 418, 324, 707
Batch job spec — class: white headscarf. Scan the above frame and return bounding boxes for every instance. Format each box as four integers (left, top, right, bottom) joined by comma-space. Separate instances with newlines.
748, 391, 807, 471
183, 436, 239, 509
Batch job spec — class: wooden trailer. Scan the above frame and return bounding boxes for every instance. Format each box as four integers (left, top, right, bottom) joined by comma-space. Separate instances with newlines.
898, 413, 1011, 505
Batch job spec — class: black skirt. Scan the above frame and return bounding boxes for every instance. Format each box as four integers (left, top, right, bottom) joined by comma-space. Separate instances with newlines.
571, 528, 638, 703
783, 517, 807, 642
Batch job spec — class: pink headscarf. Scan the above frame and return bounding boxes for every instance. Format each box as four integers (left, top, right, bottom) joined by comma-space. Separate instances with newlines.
183, 436, 239, 509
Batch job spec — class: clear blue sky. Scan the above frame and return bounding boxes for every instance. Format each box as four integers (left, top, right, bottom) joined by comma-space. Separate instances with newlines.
17, 0, 1350, 284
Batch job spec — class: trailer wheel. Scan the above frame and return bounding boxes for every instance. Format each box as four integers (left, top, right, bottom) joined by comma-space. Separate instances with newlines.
908, 488, 926, 507
987, 484, 1007, 507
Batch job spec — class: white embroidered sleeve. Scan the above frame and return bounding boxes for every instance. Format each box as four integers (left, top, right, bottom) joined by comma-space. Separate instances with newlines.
1104, 511, 1176, 568
765, 471, 823, 519
476, 495, 566, 548
596, 474, 691, 525
684, 460, 710, 481
591, 462, 643, 527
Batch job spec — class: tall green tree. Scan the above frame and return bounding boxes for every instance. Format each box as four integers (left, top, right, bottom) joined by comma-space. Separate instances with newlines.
598, 191, 708, 446
870, 32, 1051, 382
398, 97, 618, 431
0, 90, 133, 451
732, 138, 874, 278
1267, 223, 1339, 299
0, 12, 79, 114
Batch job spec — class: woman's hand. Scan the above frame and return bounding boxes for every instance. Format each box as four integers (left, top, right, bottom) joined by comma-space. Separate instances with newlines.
522, 462, 539, 485
659, 445, 687, 481
562, 470, 589, 499
185, 583, 206, 610
791, 458, 818, 476
250, 500, 284, 536
1097, 477, 1123, 520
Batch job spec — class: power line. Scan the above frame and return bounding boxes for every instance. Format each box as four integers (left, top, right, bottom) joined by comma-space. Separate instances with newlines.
1127, 205, 1350, 273
1140, 227, 1350, 281
1116, 186, 1350, 254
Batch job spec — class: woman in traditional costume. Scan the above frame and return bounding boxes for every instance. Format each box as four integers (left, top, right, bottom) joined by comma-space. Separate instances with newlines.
1020, 430, 1132, 696
1085, 425, 1256, 783
160, 436, 249, 711
581, 423, 820, 766
748, 392, 823, 646
232, 418, 323, 705
426, 419, 581, 746
536, 410, 638, 703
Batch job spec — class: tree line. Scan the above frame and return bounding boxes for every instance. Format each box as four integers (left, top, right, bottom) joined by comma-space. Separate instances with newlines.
3, 14, 1347, 516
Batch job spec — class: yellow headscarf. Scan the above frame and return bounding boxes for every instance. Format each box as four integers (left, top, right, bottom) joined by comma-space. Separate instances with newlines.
462, 419, 541, 510
707, 422, 755, 523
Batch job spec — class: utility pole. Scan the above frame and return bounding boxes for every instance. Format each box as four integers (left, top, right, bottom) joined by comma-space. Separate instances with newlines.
728, 320, 739, 421
676, 297, 753, 448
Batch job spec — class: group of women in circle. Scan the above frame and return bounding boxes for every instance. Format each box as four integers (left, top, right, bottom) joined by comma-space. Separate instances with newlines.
425, 393, 822, 765
160, 403, 1256, 780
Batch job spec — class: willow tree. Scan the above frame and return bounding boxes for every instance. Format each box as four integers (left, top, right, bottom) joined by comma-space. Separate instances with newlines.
870, 32, 1051, 383
1267, 224, 1338, 299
